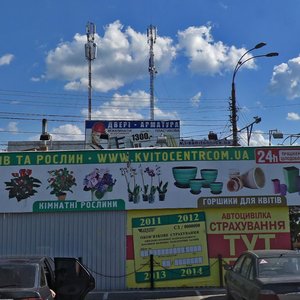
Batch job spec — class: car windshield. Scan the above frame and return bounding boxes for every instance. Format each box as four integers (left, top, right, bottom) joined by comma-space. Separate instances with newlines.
258, 256, 300, 277
0, 264, 36, 288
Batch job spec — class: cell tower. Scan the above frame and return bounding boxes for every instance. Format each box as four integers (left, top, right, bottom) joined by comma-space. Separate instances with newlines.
85, 22, 97, 120
147, 25, 157, 120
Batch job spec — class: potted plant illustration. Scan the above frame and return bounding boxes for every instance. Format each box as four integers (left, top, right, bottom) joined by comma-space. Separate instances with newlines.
83, 168, 116, 200
5, 169, 41, 202
128, 184, 140, 203
145, 166, 156, 203
156, 165, 168, 201
139, 164, 149, 201
141, 184, 149, 201
149, 185, 157, 203
47, 168, 77, 200
157, 180, 168, 201
120, 161, 140, 203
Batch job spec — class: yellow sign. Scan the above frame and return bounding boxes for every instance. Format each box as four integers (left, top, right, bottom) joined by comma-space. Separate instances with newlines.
127, 210, 210, 287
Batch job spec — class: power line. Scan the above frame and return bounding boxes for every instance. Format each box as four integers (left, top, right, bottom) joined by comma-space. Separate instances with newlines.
0, 88, 228, 102
1, 88, 300, 109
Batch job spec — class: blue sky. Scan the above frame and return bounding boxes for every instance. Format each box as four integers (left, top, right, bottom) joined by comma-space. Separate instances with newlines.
0, 0, 299, 149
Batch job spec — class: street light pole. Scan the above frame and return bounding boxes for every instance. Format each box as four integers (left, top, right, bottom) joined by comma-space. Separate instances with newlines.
231, 79, 238, 146
230, 42, 278, 146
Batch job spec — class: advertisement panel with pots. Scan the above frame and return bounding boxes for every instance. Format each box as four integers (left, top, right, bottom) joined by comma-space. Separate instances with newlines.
0, 146, 298, 212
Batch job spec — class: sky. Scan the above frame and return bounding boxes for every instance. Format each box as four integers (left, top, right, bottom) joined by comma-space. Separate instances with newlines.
0, 0, 299, 149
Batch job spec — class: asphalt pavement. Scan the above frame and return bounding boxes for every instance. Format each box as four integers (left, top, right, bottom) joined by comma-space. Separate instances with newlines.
87, 288, 226, 300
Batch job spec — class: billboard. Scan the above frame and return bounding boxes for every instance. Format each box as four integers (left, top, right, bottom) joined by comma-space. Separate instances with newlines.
0, 146, 299, 213
85, 120, 180, 149
130, 211, 209, 284
126, 206, 290, 288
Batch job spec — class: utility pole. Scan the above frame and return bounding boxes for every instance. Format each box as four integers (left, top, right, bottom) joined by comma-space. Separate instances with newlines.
147, 25, 157, 121
230, 42, 278, 146
85, 22, 97, 120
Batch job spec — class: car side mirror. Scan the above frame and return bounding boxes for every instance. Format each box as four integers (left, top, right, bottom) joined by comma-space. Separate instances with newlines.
224, 264, 233, 271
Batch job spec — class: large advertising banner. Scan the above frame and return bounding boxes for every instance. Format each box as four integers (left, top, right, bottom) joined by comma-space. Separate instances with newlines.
205, 206, 291, 263
126, 209, 212, 288
0, 146, 298, 212
126, 207, 291, 288
85, 120, 180, 149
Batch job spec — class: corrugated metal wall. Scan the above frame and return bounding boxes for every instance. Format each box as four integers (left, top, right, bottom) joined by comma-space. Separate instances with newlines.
0, 211, 127, 290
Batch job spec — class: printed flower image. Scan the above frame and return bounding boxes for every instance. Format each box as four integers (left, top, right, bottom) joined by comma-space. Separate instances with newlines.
5, 169, 41, 202
144, 166, 157, 203
47, 168, 77, 199
138, 164, 168, 202
120, 160, 140, 203
83, 168, 116, 200
156, 165, 168, 201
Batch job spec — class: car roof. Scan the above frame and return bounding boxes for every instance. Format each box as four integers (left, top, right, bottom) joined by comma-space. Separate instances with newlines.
0, 256, 50, 264
244, 249, 299, 258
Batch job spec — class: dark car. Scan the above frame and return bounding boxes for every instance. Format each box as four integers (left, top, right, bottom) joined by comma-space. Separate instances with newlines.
0, 256, 95, 300
224, 249, 300, 300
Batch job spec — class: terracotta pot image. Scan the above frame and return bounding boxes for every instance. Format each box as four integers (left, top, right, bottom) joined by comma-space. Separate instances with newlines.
57, 192, 67, 201
241, 167, 265, 189
227, 177, 243, 192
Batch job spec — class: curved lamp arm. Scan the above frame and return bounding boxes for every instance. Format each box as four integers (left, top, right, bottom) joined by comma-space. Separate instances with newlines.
232, 42, 267, 83
234, 52, 279, 80
230, 42, 278, 146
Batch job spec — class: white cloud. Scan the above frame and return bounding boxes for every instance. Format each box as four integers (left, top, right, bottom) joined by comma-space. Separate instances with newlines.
81, 90, 178, 120
287, 112, 300, 121
190, 92, 202, 107
45, 33, 86, 81
0, 122, 19, 135
89, 90, 149, 119
177, 25, 256, 75
154, 107, 179, 119
50, 124, 84, 140
43, 21, 257, 92
219, 2, 228, 9
270, 56, 300, 99
7, 122, 19, 134
30, 77, 41, 82
39, 21, 267, 123
239, 130, 268, 146
44, 21, 176, 92
239, 129, 283, 146
0, 54, 14, 66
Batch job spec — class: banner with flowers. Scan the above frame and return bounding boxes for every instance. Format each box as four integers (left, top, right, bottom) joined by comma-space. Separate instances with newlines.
0, 146, 298, 212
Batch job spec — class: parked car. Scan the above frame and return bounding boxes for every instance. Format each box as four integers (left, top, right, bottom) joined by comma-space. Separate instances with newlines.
224, 249, 300, 300
0, 256, 95, 299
